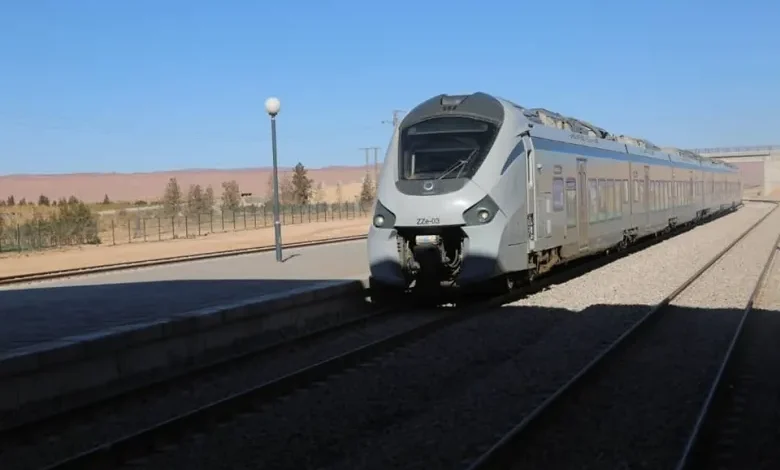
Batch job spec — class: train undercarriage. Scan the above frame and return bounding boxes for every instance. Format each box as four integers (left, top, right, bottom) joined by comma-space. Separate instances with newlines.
370, 226, 520, 306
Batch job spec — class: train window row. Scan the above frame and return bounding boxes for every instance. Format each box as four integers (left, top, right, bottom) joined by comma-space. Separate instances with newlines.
553, 174, 738, 228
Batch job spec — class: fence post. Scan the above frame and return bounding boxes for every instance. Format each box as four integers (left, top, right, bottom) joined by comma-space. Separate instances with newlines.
171, 216, 175, 239
16, 222, 21, 252
128, 219, 131, 243
210, 212, 214, 233
185, 215, 189, 239
221, 211, 225, 231
253, 208, 257, 228
158, 217, 162, 241
143, 218, 147, 242
243, 207, 247, 230
198, 213, 202, 236
112, 219, 116, 245
263, 204, 267, 226
232, 210, 236, 230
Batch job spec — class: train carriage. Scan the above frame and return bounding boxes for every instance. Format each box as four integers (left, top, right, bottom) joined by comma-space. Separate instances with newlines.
367, 92, 742, 300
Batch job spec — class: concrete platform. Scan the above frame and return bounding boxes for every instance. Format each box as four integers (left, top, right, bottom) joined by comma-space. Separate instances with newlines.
0, 239, 369, 353
0, 277, 372, 427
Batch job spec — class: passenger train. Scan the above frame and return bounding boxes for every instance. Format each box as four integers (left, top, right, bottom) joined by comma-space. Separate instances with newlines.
367, 92, 742, 299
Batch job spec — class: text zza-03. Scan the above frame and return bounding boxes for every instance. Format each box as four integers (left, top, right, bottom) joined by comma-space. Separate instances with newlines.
416, 217, 440, 225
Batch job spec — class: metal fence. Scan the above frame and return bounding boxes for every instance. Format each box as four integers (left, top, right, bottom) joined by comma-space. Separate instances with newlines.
0, 202, 371, 254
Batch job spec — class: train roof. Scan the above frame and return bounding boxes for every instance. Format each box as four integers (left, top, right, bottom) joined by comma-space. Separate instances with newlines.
499, 97, 739, 172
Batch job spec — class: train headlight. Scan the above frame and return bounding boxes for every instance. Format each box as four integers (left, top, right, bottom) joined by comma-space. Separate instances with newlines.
462, 195, 500, 226
372, 200, 396, 229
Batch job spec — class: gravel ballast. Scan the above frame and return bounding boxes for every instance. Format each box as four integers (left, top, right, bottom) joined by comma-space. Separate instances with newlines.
131, 204, 776, 470
691, 233, 780, 470
505, 204, 780, 470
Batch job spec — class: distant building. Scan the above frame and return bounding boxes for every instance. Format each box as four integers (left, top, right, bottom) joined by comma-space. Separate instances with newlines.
239, 192, 265, 208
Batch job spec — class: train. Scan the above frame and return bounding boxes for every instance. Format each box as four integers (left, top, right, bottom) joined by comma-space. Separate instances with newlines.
367, 92, 742, 300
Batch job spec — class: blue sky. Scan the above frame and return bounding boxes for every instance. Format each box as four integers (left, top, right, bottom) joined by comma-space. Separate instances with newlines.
1, 0, 778, 175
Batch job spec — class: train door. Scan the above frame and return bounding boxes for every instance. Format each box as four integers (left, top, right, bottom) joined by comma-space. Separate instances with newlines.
577, 159, 588, 250
643, 165, 650, 229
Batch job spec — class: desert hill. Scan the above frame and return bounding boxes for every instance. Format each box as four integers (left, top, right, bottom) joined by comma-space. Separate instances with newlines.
0, 165, 378, 205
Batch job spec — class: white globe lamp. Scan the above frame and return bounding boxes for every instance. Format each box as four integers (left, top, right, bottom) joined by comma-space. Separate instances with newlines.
265, 97, 281, 117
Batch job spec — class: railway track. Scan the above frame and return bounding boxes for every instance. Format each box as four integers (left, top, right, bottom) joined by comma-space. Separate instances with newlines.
0, 234, 368, 286
675, 224, 780, 469
15, 209, 724, 470
466, 202, 780, 470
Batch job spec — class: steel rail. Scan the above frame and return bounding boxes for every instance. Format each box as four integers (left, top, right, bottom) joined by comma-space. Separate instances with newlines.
0, 299, 391, 437
465, 202, 779, 470
674, 223, 780, 469
38, 293, 514, 470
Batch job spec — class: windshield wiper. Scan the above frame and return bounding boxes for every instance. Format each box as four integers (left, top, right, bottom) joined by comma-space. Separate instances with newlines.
436, 148, 478, 180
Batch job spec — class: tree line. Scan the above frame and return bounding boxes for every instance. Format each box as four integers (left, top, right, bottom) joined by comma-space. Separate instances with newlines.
2, 161, 378, 214
0, 196, 100, 248
1, 161, 379, 249
159, 161, 377, 216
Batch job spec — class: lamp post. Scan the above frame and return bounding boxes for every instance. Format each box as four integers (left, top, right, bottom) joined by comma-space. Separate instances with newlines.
265, 96, 283, 262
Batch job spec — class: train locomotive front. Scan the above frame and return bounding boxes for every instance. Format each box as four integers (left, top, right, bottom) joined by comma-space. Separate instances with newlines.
367, 93, 529, 297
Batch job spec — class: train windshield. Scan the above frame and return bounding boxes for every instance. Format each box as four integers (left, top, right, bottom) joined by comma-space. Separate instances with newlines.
399, 117, 498, 180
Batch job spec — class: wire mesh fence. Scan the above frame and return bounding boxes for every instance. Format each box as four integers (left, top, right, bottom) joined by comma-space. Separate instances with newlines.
0, 202, 371, 254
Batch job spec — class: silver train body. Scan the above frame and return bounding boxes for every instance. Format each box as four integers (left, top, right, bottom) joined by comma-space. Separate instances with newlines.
367, 92, 742, 293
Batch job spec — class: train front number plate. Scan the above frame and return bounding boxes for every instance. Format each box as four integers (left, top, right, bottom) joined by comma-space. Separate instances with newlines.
416, 217, 440, 226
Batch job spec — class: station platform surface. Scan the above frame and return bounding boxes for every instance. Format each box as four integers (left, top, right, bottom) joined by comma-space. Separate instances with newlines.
0, 239, 369, 354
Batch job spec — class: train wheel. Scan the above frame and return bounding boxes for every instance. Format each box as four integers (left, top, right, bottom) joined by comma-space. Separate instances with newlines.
477, 274, 516, 297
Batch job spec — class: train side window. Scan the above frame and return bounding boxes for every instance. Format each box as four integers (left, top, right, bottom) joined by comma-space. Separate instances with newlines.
633, 178, 640, 203
661, 182, 666, 209
676, 182, 680, 206
665, 181, 670, 209
552, 177, 564, 212
598, 179, 606, 221
610, 180, 617, 218
638, 182, 644, 206
650, 181, 656, 211
614, 180, 622, 217
653, 181, 658, 211
588, 179, 599, 223
622, 180, 629, 205
605, 180, 614, 219
565, 178, 577, 228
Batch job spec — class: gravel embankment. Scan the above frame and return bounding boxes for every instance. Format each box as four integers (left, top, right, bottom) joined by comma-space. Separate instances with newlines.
506, 204, 780, 470
694, 235, 780, 470
125, 204, 776, 470
0, 310, 447, 470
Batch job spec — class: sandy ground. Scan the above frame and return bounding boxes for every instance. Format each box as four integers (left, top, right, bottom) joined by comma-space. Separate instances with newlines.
0, 217, 370, 278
